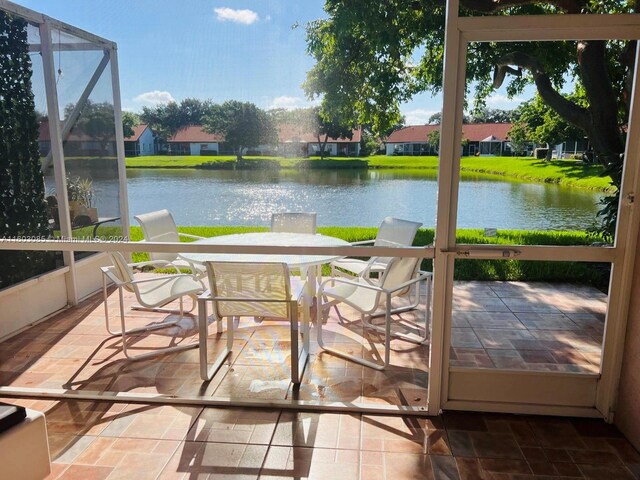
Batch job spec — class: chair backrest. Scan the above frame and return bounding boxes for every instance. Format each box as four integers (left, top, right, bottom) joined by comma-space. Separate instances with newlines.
378, 256, 421, 299
108, 252, 136, 293
373, 217, 423, 265
205, 261, 292, 319
134, 209, 180, 262
271, 212, 317, 234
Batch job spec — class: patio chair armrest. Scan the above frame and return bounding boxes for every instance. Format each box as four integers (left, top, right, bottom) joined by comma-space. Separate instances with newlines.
101, 267, 125, 286
350, 239, 375, 246
128, 273, 201, 286
129, 259, 182, 274
386, 270, 432, 294
178, 233, 205, 240
198, 289, 212, 301
319, 276, 384, 293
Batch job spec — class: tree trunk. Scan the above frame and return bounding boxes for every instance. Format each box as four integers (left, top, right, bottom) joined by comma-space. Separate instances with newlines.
494, 46, 624, 169
236, 146, 243, 161
545, 143, 553, 161
317, 134, 329, 160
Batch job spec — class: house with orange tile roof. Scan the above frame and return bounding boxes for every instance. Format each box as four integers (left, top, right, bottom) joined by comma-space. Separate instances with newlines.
385, 123, 517, 156
166, 124, 362, 157
124, 124, 156, 157
277, 124, 361, 157
167, 125, 225, 156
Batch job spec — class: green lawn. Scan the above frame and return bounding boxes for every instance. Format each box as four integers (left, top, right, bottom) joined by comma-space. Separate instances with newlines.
126, 226, 608, 288
125, 154, 613, 192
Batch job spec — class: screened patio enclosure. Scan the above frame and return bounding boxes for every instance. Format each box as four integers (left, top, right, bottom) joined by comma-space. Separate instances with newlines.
0, 0, 129, 338
1, 0, 640, 425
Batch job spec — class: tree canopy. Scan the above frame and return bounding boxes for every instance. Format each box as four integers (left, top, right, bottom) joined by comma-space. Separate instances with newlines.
304, 0, 637, 236
140, 98, 215, 140
203, 101, 277, 160
517, 95, 584, 160
122, 111, 140, 138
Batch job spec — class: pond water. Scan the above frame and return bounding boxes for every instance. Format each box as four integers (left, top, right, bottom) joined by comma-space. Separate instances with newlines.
113, 168, 604, 230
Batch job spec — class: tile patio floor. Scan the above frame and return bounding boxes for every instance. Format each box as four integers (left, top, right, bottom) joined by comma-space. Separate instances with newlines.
0, 279, 606, 408
0, 278, 628, 479
2, 396, 639, 479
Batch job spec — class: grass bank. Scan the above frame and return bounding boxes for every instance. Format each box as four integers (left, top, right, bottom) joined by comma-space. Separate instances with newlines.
127, 226, 608, 288
125, 155, 613, 192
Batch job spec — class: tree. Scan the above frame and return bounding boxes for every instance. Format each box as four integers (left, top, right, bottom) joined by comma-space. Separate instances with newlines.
140, 98, 215, 140
304, 0, 636, 237
122, 111, 140, 138
203, 101, 277, 160
310, 107, 354, 159
507, 121, 529, 156
427, 129, 440, 152
517, 95, 584, 160
68, 101, 116, 155
0, 11, 55, 288
468, 108, 514, 124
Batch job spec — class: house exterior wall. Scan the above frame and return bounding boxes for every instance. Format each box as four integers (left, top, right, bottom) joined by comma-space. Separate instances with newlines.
138, 127, 155, 156
385, 142, 438, 156
189, 142, 218, 156
307, 142, 338, 156
615, 233, 640, 451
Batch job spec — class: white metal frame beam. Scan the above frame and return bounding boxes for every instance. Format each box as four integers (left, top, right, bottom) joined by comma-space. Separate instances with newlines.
41, 51, 111, 170
0, 0, 130, 307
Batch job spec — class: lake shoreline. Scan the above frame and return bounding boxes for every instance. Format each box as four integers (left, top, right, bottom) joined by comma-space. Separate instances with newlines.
124, 155, 614, 192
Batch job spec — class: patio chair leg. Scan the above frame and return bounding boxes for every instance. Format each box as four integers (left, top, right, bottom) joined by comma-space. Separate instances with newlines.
111, 287, 197, 361
131, 293, 197, 315
316, 288, 388, 371
199, 298, 233, 381
362, 279, 429, 345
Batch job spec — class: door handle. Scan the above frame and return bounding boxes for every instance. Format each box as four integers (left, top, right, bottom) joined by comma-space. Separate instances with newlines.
441, 249, 521, 259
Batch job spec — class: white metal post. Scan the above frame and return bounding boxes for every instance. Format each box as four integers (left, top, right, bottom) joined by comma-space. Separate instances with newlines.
428, 0, 466, 415
109, 46, 131, 244
596, 45, 640, 421
39, 19, 78, 305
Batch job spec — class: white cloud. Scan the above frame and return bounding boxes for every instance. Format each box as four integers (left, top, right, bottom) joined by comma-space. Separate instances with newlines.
485, 94, 525, 109
402, 108, 439, 125
214, 7, 260, 25
267, 96, 313, 110
133, 90, 175, 107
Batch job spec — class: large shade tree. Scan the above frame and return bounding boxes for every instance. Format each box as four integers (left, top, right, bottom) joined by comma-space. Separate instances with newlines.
304, 0, 638, 237
203, 101, 277, 160
140, 98, 215, 140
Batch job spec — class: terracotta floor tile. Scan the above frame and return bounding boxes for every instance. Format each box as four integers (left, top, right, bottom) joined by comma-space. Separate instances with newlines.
56, 464, 113, 480
576, 462, 636, 479
468, 432, 524, 459
478, 458, 531, 474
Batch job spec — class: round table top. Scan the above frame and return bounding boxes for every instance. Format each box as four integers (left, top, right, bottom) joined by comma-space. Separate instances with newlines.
179, 232, 350, 268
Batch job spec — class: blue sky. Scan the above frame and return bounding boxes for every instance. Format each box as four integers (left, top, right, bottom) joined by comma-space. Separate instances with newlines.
20, 0, 525, 124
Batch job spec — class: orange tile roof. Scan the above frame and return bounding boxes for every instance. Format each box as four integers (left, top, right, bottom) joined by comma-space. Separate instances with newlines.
386, 123, 513, 143
125, 124, 150, 142
168, 125, 224, 143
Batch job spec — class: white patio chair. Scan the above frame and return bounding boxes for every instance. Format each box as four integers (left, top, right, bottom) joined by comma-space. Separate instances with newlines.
330, 217, 422, 278
198, 261, 311, 383
271, 212, 317, 234
101, 252, 205, 360
134, 209, 206, 277
317, 256, 432, 370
